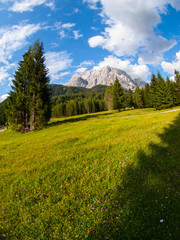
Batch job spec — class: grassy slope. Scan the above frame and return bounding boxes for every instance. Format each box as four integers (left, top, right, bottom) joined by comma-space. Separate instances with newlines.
0, 108, 180, 239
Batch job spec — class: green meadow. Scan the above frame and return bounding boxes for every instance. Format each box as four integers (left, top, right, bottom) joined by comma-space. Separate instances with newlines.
0, 108, 180, 239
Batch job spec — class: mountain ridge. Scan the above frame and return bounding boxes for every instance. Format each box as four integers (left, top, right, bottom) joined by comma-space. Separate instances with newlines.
67, 66, 146, 90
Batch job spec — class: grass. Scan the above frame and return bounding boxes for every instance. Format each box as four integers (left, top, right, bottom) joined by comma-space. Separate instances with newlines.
0, 108, 180, 239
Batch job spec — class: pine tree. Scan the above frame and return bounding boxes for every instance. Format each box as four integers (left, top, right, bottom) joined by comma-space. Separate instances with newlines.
150, 73, 158, 108
113, 77, 125, 111
7, 50, 32, 131
7, 40, 51, 132
156, 73, 172, 110
29, 40, 51, 130
126, 88, 134, 108
142, 83, 151, 108
133, 83, 143, 108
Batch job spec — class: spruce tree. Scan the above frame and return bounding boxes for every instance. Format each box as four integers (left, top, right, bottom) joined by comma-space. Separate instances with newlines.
113, 77, 125, 111
143, 83, 151, 108
156, 73, 172, 110
29, 40, 51, 130
7, 50, 32, 132
150, 73, 158, 108
126, 88, 134, 108
7, 40, 51, 132
133, 83, 143, 108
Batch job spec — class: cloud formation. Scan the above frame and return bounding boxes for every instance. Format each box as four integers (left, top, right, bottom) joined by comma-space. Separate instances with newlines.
94, 55, 150, 81
45, 51, 73, 82
0, 22, 41, 64
87, 0, 178, 65
73, 30, 83, 40
8, 0, 55, 12
76, 67, 87, 73
161, 51, 180, 74
53, 22, 83, 40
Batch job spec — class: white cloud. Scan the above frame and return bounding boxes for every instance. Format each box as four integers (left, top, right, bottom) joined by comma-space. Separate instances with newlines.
9, 0, 55, 12
59, 30, 65, 39
76, 67, 87, 73
0, 63, 15, 84
61, 23, 76, 29
86, 0, 179, 65
170, 0, 180, 10
89, 35, 105, 48
161, 51, 180, 74
74, 8, 79, 13
83, 0, 99, 10
94, 55, 150, 81
73, 30, 83, 40
50, 72, 70, 81
45, 1, 55, 10
0, 94, 9, 103
0, 22, 41, 64
79, 60, 95, 67
0, 67, 10, 84
45, 51, 73, 82
76, 60, 95, 73
138, 52, 164, 65
53, 22, 79, 39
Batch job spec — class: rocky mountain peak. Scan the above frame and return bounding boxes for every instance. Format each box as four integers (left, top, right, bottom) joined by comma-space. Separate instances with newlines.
67, 66, 146, 90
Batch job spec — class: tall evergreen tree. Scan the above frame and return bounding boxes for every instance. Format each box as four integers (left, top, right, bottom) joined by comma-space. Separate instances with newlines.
142, 83, 151, 108
113, 77, 125, 111
150, 73, 158, 108
133, 83, 143, 108
29, 40, 51, 130
155, 73, 172, 110
7, 40, 51, 132
126, 88, 134, 108
7, 50, 31, 131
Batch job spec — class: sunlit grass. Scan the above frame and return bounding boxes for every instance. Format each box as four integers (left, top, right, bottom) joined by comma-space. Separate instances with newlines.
0, 108, 180, 239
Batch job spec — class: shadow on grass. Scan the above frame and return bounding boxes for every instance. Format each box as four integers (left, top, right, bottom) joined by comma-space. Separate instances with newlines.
87, 113, 180, 240
47, 112, 114, 128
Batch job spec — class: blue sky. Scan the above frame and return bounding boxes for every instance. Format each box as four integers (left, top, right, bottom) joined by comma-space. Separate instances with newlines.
0, 0, 180, 102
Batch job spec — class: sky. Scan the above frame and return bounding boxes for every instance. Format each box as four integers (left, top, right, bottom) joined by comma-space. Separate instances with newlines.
0, 0, 180, 102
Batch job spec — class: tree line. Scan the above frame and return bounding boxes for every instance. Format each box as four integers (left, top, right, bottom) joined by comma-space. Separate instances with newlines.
52, 98, 106, 117
105, 72, 180, 111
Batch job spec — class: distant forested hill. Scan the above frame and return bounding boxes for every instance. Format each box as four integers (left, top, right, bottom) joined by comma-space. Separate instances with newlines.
49, 84, 107, 97
49, 84, 107, 105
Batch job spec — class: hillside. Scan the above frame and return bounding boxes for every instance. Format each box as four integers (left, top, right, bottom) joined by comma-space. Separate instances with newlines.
67, 66, 146, 90
0, 108, 179, 239
49, 84, 107, 97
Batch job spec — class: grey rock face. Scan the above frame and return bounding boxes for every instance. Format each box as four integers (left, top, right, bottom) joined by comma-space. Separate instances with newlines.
67, 66, 146, 90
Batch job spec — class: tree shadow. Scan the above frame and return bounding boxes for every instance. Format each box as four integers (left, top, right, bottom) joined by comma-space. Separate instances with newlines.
46, 112, 114, 128
87, 113, 180, 239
